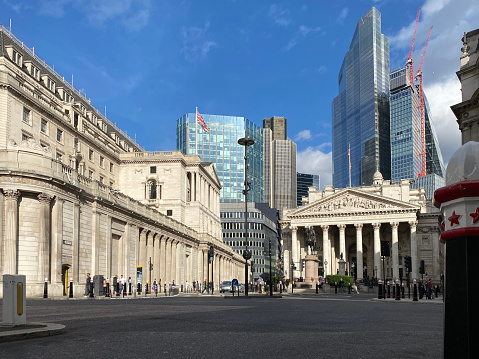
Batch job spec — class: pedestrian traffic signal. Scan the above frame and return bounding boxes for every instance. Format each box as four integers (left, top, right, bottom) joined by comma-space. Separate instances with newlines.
404, 256, 411, 272
380, 241, 390, 257
419, 260, 425, 274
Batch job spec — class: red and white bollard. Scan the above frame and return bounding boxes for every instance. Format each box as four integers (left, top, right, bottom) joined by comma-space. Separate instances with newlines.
43, 278, 48, 298
69, 278, 73, 298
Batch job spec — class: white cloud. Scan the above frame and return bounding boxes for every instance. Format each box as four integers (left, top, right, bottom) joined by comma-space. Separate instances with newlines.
337, 7, 348, 24
268, 4, 291, 27
297, 145, 332, 189
295, 130, 312, 141
182, 21, 217, 62
284, 25, 321, 51
389, 0, 478, 166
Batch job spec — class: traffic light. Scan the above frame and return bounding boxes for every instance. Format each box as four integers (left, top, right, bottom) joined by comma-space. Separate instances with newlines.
209, 245, 214, 261
419, 260, 425, 274
380, 241, 390, 257
404, 256, 411, 272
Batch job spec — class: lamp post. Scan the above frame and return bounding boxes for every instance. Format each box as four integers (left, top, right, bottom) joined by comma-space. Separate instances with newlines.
269, 237, 273, 297
238, 137, 254, 297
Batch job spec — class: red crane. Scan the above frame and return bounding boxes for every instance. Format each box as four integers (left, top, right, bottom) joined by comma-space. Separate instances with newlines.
406, 7, 421, 86
416, 26, 433, 178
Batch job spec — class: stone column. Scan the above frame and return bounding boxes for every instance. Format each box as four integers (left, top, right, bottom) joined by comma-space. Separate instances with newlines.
432, 228, 440, 280
203, 249, 208, 283
321, 225, 330, 276
146, 231, 154, 284
139, 229, 147, 283
355, 223, 363, 281
91, 206, 100, 275
153, 234, 160, 282
409, 221, 418, 280
38, 193, 53, 282
124, 223, 130, 280
171, 240, 177, 284
291, 226, 298, 279
338, 224, 346, 261
165, 239, 172, 284
51, 197, 63, 287
391, 222, 399, 279
160, 235, 167, 283
3, 190, 19, 275
72, 201, 80, 282
192, 173, 196, 202
373, 223, 381, 279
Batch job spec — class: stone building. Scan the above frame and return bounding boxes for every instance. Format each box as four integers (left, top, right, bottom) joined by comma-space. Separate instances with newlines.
0, 24, 244, 297
281, 171, 443, 285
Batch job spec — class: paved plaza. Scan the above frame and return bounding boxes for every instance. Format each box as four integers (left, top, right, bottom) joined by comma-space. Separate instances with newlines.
0, 292, 443, 359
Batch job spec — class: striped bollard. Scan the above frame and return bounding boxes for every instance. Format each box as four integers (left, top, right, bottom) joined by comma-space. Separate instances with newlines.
43, 278, 48, 298
69, 278, 73, 298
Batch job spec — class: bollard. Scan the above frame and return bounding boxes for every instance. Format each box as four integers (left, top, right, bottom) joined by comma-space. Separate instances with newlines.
43, 278, 48, 298
316, 283, 318, 294
164, 284, 167, 295
69, 278, 73, 298
137, 281, 141, 295
181, 284, 183, 293
395, 280, 400, 300
280, 283, 283, 294
413, 279, 418, 301
348, 283, 351, 294
392, 283, 396, 298
401, 283, 405, 299
145, 284, 148, 296
378, 280, 383, 299
89, 278, 94, 298
128, 279, 132, 295
387, 281, 391, 298
334, 282, 337, 294
105, 278, 110, 297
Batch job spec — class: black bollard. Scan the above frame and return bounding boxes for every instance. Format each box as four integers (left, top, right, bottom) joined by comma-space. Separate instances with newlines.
89, 278, 94, 298
335, 282, 337, 293
401, 283, 405, 299
137, 281, 141, 295
395, 281, 400, 300
413, 279, 418, 301
348, 283, 351, 294
378, 280, 383, 299
128, 280, 132, 295
69, 278, 73, 298
181, 284, 183, 293
392, 283, 396, 298
164, 284, 167, 295
105, 279, 110, 297
316, 283, 318, 294
387, 282, 391, 298
145, 284, 148, 296
43, 278, 48, 298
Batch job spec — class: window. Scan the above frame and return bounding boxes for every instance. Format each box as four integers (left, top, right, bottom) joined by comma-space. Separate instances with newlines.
74, 138, 79, 151
64, 92, 72, 103
56, 152, 63, 162
88, 170, 93, 180
41, 119, 48, 133
150, 166, 156, 174
22, 134, 30, 141
110, 163, 113, 172
110, 181, 114, 188
99, 156, 104, 167
30, 65, 39, 80
47, 78, 55, 91
23, 108, 30, 124
167, 210, 173, 216
56, 129, 63, 142
89, 149, 93, 161
99, 176, 104, 184
148, 180, 157, 199
12, 50, 22, 66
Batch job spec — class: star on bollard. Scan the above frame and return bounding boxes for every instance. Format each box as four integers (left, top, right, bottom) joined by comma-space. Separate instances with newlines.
448, 211, 461, 226
470, 208, 479, 224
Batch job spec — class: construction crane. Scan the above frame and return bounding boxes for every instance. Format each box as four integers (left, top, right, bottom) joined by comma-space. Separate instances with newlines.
416, 26, 433, 178
406, 7, 421, 86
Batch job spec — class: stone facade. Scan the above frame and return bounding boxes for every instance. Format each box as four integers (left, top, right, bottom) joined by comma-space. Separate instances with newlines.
281, 173, 443, 284
0, 25, 244, 297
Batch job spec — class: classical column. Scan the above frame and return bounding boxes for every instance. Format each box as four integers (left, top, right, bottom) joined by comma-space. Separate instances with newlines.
291, 226, 298, 279
373, 223, 381, 279
160, 236, 167, 283
139, 229, 147, 283
355, 223, 363, 281
409, 221, 418, 280
432, 228, 440, 280
391, 222, 399, 279
203, 249, 208, 283
321, 225, 330, 276
91, 206, 100, 275
153, 234, 160, 282
72, 201, 80, 282
338, 224, 346, 261
171, 240, 177, 284
165, 239, 172, 284
124, 223, 130, 280
51, 197, 63, 285
38, 193, 53, 282
3, 190, 19, 275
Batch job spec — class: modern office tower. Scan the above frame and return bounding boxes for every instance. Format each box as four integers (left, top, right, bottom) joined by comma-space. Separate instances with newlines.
220, 202, 281, 282
390, 68, 445, 199
263, 116, 297, 211
177, 113, 264, 203
297, 172, 320, 207
332, 7, 391, 188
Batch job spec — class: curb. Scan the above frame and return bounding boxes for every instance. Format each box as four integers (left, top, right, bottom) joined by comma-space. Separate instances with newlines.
0, 322, 66, 343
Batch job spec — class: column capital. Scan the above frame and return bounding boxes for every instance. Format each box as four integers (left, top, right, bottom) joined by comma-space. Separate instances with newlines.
37, 193, 54, 204
337, 224, 346, 230
321, 225, 329, 231
390, 222, 399, 229
3, 189, 20, 200
409, 220, 418, 228
291, 225, 298, 232
372, 223, 381, 229
354, 223, 363, 230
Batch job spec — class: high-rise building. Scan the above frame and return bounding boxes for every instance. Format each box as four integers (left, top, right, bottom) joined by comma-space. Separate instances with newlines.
297, 172, 320, 207
176, 113, 264, 203
263, 116, 296, 211
389, 68, 445, 199
332, 7, 391, 188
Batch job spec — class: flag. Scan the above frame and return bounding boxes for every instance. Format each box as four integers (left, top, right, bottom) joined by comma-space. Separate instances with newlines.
196, 108, 205, 125
202, 123, 210, 134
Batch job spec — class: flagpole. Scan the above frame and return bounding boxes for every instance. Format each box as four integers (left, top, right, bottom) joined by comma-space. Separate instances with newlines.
195, 107, 198, 155
348, 143, 351, 188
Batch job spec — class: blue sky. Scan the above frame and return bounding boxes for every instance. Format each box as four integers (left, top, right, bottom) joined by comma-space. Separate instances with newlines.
1, 0, 476, 188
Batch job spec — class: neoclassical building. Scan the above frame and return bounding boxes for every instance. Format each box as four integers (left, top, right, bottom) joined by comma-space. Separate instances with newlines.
0, 24, 244, 297
281, 172, 443, 283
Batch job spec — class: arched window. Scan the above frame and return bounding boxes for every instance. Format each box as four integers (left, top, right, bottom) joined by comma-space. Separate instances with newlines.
148, 180, 157, 199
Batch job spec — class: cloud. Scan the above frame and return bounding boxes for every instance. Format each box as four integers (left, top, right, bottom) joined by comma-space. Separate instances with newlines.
337, 7, 348, 24
3, 0, 34, 13
297, 145, 332, 189
268, 4, 291, 27
295, 130, 312, 141
389, 0, 478, 166
284, 25, 321, 51
181, 21, 217, 62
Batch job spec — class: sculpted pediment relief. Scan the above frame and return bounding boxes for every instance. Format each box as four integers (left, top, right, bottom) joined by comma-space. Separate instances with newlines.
288, 189, 419, 218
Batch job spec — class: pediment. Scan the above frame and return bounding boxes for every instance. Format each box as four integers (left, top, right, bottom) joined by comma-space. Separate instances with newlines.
288, 188, 420, 218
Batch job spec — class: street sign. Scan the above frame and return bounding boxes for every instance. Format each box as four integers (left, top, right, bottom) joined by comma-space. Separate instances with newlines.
232, 279, 238, 286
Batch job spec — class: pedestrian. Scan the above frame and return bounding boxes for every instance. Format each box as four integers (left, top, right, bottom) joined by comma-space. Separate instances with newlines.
185, 280, 189, 292
419, 279, 425, 299
339, 278, 345, 294
120, 275, 126, 295
427, 279, 433, 299
84, 273, 91, 297
153, 278, 157, 293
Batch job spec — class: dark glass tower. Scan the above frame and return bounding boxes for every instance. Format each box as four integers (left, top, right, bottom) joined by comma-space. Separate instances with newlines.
332, 7, 391, 188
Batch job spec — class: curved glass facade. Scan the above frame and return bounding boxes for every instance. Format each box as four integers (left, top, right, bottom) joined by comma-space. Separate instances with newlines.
177, 113, 264, 203
332, 7, 390, 188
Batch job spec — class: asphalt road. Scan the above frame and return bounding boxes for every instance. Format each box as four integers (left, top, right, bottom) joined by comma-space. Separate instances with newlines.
0, 293, 444, 359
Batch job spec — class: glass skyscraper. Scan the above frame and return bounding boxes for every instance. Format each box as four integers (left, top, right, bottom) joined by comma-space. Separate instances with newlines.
296, 172, 319, 207
332, 7, 391, 188
176, 113, 264, 203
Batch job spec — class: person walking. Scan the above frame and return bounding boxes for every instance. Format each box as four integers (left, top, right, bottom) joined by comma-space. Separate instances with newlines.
84, 273, 91, 297
339, 278, 345, 294
427, 279, 433, 300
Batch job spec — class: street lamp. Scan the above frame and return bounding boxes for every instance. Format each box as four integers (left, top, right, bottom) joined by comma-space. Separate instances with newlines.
238, 137, 254, 297
269, 237, 273, 297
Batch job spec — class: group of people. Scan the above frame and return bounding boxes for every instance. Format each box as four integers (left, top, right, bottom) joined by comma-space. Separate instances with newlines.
418, 278, 435, 299
84, 273, 132, 297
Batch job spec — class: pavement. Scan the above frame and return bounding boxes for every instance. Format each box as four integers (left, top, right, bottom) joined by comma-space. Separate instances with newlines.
0, 288, 443, 343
